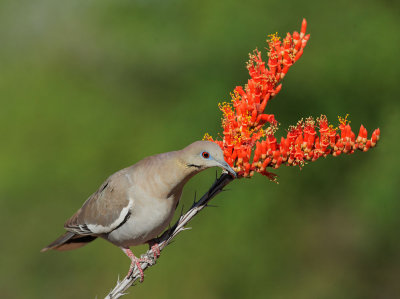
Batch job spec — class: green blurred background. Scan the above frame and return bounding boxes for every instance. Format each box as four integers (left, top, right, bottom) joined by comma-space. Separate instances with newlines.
1, 0, 399, 298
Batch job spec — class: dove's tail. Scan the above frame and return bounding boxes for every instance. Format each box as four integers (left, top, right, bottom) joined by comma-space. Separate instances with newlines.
41, 231, 97, 252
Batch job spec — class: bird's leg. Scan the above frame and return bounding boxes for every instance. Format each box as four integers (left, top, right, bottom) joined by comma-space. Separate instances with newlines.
121, 248, 142, 281
151, 243, 161, 260
121, 248, 151, 282
147, 239, 161, 260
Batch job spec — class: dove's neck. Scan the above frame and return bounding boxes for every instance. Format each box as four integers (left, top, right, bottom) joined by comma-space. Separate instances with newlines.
162, 151, 203, 199
134, 151, 202, 201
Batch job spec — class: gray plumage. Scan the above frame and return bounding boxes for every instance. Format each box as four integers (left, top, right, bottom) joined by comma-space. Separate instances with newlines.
42, 141, 235, 253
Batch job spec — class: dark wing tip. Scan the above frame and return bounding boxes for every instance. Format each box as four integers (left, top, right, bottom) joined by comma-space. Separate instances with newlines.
41, 231, 76, 252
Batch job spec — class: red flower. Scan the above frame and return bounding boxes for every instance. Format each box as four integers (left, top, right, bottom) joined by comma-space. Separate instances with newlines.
205, 19, 380, 180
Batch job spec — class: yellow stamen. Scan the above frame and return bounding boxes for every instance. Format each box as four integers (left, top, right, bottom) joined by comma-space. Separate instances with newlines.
338, 114, 350, 126
267, 32, 280, 43
203, 133, 213, 141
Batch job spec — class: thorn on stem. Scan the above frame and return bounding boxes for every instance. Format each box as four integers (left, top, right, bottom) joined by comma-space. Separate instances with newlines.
193, 191, 197, 204
180, 204, 185, 216
206, 204, 219, 208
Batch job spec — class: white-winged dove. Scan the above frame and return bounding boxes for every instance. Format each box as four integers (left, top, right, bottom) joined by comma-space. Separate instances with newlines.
42, 141, 236, 280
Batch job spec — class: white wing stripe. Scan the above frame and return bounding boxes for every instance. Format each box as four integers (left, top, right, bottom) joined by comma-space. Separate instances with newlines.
87, 199, 133, 234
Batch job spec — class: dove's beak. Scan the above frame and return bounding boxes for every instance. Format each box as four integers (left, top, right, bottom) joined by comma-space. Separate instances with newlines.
218, 161, 237, 178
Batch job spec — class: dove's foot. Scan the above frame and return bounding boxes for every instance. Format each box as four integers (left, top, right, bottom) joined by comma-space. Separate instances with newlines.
121, 248, 151, 282
150, 244, 161, 260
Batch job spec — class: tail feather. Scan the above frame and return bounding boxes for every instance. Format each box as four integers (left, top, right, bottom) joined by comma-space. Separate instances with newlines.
41, 231, 97, 252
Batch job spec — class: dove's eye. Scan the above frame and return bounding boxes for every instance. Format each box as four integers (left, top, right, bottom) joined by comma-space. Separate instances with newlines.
201, 151, 210, 159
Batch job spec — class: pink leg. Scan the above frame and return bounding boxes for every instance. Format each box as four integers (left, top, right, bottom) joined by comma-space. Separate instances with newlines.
121, 248, 151, 282
151, 244, 161, 260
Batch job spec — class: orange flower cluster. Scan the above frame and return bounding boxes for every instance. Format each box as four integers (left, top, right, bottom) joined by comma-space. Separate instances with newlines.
249, 115, 380, 179
204, 19, 380, 180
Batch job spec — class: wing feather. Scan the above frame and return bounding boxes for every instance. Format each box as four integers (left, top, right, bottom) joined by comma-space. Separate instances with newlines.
64, 168, 134, 235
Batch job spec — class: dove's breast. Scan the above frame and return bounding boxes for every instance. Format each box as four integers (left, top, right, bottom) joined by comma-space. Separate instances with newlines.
105, 191, 180, 247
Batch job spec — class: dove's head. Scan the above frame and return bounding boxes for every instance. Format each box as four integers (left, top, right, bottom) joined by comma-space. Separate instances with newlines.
179, 141, 236, 178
